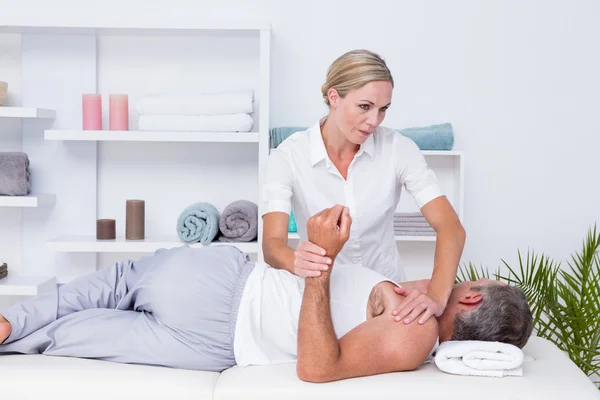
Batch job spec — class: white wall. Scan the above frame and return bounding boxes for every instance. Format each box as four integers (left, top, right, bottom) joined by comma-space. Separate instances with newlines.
1, 0, 599, 280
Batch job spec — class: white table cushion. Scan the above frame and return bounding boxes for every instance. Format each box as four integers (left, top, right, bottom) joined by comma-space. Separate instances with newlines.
214, 336, 600, 400
0, 354, 219, 400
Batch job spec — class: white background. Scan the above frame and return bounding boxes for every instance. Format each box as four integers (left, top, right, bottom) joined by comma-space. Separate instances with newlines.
0, 0, 599, 286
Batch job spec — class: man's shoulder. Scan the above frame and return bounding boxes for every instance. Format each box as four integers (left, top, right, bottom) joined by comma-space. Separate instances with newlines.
383, 315, 439, 368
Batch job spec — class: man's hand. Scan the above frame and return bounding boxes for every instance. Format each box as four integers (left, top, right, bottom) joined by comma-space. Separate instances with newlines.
306, 205, 352, 260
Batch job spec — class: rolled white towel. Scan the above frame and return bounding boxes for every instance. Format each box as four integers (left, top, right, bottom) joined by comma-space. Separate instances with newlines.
138, 113, 254, 132
137, 91, 254, 116
434, 340, 525, 377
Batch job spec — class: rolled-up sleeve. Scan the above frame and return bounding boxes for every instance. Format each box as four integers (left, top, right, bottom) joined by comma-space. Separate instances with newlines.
396, 138, 444, 209
261, 148, 293, 216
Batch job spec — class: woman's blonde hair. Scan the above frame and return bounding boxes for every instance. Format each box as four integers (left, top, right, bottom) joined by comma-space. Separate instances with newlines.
321, 49, 394, 106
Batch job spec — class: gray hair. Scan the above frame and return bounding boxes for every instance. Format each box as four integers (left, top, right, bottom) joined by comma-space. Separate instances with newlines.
452, 284, 534, 348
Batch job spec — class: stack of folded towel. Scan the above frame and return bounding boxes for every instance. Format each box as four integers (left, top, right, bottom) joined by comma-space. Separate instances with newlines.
270, 122, 454, 150
0, 152, 31, 196
434, 340, 526, 377
0, 263, 7, 280
137, 91, 255, 132
176, 199, 259, 245
393, 212, 436, 236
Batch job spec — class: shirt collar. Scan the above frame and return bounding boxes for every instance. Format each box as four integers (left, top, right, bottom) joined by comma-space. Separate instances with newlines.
309, 119, 328, 166
308, 118, 375, 166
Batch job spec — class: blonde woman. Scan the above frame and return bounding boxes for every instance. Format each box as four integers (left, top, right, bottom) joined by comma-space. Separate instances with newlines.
261, 49, 466, 325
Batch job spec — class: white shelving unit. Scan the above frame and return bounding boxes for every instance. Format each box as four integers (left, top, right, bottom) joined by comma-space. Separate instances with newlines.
0, 107, 55, 119
0, 275, 57, 296
0, 103, 57, 295
0, 15, 271, 288
46, 235, 258, 254
0, 193, 56, 208
289, 233, 437, 242
0, 17, 272, 285
45, 130, 260, 143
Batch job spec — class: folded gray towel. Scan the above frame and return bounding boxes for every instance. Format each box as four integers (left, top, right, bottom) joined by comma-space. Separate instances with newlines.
218, 200, 258, 242
0, 152, 31, 195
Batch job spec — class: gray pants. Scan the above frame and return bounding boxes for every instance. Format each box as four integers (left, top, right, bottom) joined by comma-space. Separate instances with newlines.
0, 245, 254, 372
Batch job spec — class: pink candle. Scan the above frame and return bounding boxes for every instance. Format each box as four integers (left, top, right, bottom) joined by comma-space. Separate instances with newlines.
109, 94, 129, 131
82, 94, 102, 130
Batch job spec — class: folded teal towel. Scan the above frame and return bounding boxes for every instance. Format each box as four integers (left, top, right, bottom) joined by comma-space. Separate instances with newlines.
270, 123, 454, 150
397, 123, 454, 151
270, 127, 306, 149
288, 210, 297, 233
176, 202, 220, 244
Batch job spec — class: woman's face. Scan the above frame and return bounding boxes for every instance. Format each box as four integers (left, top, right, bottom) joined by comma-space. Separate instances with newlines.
329, 80, 393, 145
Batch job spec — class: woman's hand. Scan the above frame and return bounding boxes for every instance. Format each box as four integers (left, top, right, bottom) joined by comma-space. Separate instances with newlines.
391, 286, 445, 325
293, 240, 332, 277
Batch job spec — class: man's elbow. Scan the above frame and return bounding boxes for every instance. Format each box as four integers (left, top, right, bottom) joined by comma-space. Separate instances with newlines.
296, 363, 335, 383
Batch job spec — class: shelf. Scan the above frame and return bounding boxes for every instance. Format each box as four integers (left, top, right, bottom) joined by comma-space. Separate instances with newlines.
288, 233, 436, 242
0, 275, 57, 296
0, 194, 56, 208
0, 107, 55, 119
46, 235, 259, 253
0, 19, 271, 35
45, 130, 260, 143
421, 150, 463, 156
270, 148, 462, 156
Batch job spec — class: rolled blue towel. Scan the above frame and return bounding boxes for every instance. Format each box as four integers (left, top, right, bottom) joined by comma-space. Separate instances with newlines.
176, 202, 220, 244
0, 152, 31, 196
270, 123, 454, 150
218, 200, 258, 242
397, 123, 454, 151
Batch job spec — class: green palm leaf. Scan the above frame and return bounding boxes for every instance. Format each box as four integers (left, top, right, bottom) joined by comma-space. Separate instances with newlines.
459, 223, 600, 389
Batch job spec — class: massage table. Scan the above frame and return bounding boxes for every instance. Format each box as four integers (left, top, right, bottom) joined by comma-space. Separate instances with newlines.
0, 336, 598, 399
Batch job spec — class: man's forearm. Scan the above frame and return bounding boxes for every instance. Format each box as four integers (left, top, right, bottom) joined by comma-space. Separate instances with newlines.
297, 272, 340, 379
428, 224, 466, 307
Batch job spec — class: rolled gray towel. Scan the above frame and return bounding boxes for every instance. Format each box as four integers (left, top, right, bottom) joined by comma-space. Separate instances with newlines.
0, 152, 31, 196
218, 200, 258, 242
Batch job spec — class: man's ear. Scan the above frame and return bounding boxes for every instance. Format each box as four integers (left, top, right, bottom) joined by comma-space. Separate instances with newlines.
459, 291, 483, 305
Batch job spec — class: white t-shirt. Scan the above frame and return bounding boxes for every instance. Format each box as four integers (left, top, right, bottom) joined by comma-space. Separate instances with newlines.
233, 262, 399, 366
233, 262, 439, 367
262, 119, 443, 282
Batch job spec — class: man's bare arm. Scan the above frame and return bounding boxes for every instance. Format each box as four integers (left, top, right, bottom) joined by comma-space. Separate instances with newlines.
296, 205, 438, 382
297, 282, 439, 382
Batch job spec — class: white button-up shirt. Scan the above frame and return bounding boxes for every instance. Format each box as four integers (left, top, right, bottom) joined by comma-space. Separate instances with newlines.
262, 119, 443, 281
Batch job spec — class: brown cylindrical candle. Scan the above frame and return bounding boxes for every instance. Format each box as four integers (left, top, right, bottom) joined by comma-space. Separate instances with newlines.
96, 219, 116, 240
126, 200, 145, 240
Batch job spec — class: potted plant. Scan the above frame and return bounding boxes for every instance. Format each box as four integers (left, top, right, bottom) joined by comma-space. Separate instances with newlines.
457, 224, 600, 390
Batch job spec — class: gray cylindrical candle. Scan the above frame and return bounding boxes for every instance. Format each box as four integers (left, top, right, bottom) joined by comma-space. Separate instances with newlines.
126, 200, 145, 240
96, 219, 116, 240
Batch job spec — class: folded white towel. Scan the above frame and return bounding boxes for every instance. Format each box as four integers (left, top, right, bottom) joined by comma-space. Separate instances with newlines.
138, 114, 254, 132
137, 91, 254, 116
434, 340, 525, 377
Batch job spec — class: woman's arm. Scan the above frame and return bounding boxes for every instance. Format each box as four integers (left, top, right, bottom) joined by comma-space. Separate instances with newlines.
420, 196, 466, 308
262, 211, 331, 277
392, 136, 466, 324
262, 212, 296, 273
392, 196, 465, 324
